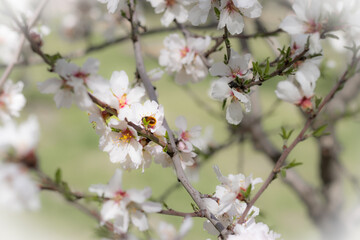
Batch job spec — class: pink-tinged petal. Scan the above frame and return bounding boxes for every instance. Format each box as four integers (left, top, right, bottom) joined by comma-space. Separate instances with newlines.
279, 15, 306, 34
234, 0, 257, 9
161, 8, 175, 27
292, 0, 308, 22
127, 86, 145, 105
210, 62, 231, 77
275, 80, 302, 104
100, 200, 122, 222
226, 101, 244, 125
175, 116, 187, 132
241, 2, 262, 18
232, 90, 251, 112
296, 71, 315, 98
141, 201, 162, 213
228, 51, 251, 74
131, 210, 148, 231
210, 79, 232, 100
55, 59, 78, 77
54, 89, 73, 108
110, 71, 129, 97
128, 187, 151, 204
171, 4, 188, 23
107, 169, 123, 194
37, 78, 62, 94
82, 58, 99, 74
113, 210, 129, 234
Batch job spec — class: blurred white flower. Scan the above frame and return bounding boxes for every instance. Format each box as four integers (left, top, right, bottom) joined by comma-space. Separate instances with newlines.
228, 222, 281, 240
0, 80, 26, 122
0, 163, 40, 211
159, 34, 211, 84
89, 169, 162, 233
157, 217, 193, 240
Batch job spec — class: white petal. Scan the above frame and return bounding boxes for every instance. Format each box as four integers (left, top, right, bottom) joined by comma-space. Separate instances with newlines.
37, 78, 62, 94
110, 71, 129, 97
275, 80, 302, 104
209, 79, 231, 100
226, 101, 244, 125
175, 116, 187, 131
141, 201, 162, 213
131, 210, 148, 231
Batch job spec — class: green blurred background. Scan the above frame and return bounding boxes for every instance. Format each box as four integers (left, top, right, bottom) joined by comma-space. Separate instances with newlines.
1, 1, 360, 239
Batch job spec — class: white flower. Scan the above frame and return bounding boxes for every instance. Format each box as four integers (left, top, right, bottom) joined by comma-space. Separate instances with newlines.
209, 49, 252, 125
0, 116, 39, 160
0, 25, 19, 64
159, 34, 211, 84
209, 78, 251, 125
228, 222, 281, 240
0, 80, 26, 122
157, 217, 193, 240
106, 71, 145, 120
218, 0, 262, 35
37, 59, 93, 110
97, 0, 126, 14
175, 116, 203, 152
0, 163, 40, 211
132, 100, 165, 135
99, 119, 143, 170
188, 0, 214, 26
279, 0, 325, 35
275, 70, 318, 110
147, 0, 192, 27
89, 169, 162, 234
213, 166, 262, 215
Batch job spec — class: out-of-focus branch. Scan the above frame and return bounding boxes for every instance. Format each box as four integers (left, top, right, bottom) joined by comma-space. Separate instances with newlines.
241, 88, 324, 221
0, 0, 49, 89
239, 54, 360, 223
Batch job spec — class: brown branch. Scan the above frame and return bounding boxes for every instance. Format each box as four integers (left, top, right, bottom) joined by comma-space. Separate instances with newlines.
128, 1, 229, 238
239, 54, 360, 224
159, 209, 205, 218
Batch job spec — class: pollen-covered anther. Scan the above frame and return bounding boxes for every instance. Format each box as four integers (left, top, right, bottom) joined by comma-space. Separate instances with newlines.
118, 94, 128, 109
118, 128, 134, 143
180, 46, 189, 58
114, 190, 127, 203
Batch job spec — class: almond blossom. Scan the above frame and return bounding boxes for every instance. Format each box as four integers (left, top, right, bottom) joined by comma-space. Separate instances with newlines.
175, 116, 203, 152
188, 0, 215, 26
209, 50, 252, 125
99, 119, 143, 170
275, 70, 318, 111
279, 0, 325, 35
159, 34, 211, 84
89, 169, 162, 234
228, 222, 281, 240
0, 116, 39, 161
218, 0, 262, 35
104, 70, 145, 120
37, 59, 96, 110
0, 163, 40, 211
0, 80, 26, 122
132, 100, 165, 135
147, 0, 192, 27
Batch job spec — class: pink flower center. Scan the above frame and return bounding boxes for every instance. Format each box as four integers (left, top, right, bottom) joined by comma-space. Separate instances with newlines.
225, 0, 238, 12
305, 20, 322, 34
166, 0, 176, 7
298, 97, 312, 110
236, 187, 247, 201
180, 46, 189, 58
73, 71, 90, 83
114, 190, 127, 203
231, 69, 245, 79
118, 128, 134, 143
181, 131, 190, 141
117, 94, 128, 109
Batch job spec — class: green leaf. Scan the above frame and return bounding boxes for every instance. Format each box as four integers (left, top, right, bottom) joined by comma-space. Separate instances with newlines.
44, 53, 62, 67
214, 7, 220, 19
222, 99, 227, 110
280, 169, 287, 178
55, 168, 62, 185
315, 96, 322, 109
279, 126, 294, 140
244, 184, 252, 199
191, 202, 199, 212
313, 124, 328, 138
264, 58, 270, 75
284, 159, 303, 170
